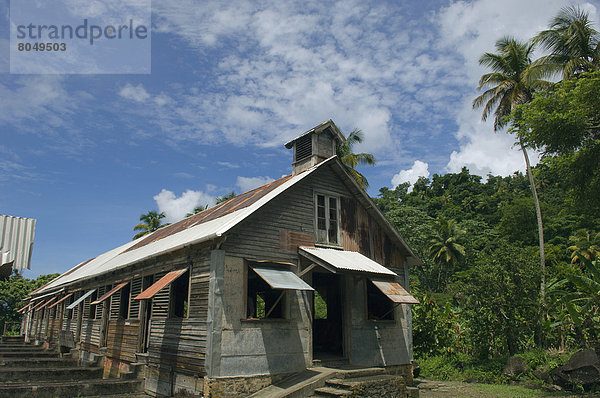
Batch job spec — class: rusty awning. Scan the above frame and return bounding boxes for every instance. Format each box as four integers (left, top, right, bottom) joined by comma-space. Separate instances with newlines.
134, 269, 187, 300
67, 289, 96, 310
250, 265, 314, 291
48, 293, 73, 309
31, 298, 51, 311
370, 280, 419, 304
37, 296, 57, 310
91, 282, 128, 305
17, 303, 31, 313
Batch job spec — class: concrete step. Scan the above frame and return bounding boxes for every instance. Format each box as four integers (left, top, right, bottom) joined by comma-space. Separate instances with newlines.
0, 366, 103, 382
0, 336, 25, 343
0, 357, 79, 368
0, 379, 143, 398
337, 367, 386, 379
0, 351, 59, 358
0, 346, 47, 353
313, 386, 352, 397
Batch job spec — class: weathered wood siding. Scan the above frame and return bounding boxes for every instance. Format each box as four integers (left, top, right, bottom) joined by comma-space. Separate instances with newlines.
147, 319, 207, 374
106, 320, 140, 363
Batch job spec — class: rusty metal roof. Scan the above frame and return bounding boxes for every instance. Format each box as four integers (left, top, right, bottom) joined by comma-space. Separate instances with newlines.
35, 158, 334, 295
134, 268, 187, 300
371, 280, 419, 304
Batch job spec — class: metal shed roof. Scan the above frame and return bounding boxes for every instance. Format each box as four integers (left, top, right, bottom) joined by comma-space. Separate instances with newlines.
0, 215, 36, 273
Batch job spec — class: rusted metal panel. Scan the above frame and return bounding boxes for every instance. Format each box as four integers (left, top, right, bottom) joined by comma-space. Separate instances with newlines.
371, 280, 419, 304
17, 302, 31, 313
134, 268, 187, 300
31, 298, 51, 311
37, 296, 57, 310
91, 282, 128, 305
299, 246, 396, 276
48, 292, 73, 309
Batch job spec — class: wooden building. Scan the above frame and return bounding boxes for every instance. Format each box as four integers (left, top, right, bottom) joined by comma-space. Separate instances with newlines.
21, 120, 420, 397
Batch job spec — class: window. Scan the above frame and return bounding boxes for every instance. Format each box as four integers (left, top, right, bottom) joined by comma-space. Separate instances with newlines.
315, 193, 339, 245
89, 291, 97, 319
170, 270, 189, 318
366, 280, 394, 320
246, 266, 285, 319
119, 283, 131, 319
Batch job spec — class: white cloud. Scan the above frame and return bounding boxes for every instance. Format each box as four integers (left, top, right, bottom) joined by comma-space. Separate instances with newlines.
153, 189, 216, 223
436, 0, 598, 176
119, 84, 150, 103
391, 160, 430, 191
236, 176, 275, 193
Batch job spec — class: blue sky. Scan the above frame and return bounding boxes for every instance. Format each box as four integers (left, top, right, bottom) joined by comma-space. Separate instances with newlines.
1, 0, 598, 278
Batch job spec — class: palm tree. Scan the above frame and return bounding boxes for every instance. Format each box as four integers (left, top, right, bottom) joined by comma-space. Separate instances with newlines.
428, 218, 466, 290
185, 205, 209, 218
216, 191, 236, 204
336, 128, 376, 190
132, 211, 168, 240
533, 6, 600, 80
472, 37, 551, 343
568, 229, 599, 264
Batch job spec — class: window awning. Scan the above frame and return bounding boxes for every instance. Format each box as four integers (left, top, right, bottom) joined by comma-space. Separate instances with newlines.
298, 246, 397, 276
31, 298, 51, 311
91, 282, 128, 305
371, 280, 419, 304
134, 268, 187, 300
250, 265, 314, 291
37, 297, 57, 310
67, 289, 96, 310
48, 293, 73, 309
17, 303, 31, 313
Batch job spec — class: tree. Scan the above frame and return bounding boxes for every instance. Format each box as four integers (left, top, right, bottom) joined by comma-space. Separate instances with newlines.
533, 6, 600, 79
512, 71, 600, 208
428, 218, 466, 291
336, 128, 376, 190
473, 36, 550, 344
216, 191, 236, 204
132, 210, 168, 240
186, 205, 208, 218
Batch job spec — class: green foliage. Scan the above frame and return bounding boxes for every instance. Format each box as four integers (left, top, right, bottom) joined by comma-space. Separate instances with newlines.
216, 191, 236, 204
314, 291, 327, 319
412, 290, 462, 356
0, 271, 60, 333
133, 210, 168, 240
336, 128, 376, 190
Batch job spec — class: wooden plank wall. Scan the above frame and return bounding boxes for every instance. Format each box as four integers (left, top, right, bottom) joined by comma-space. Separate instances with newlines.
106, 320, 140, 363
148, 319, 207, 374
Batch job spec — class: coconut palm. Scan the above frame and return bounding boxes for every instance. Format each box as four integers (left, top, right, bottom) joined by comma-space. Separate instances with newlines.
186, 205, 209, 218
428, 218, 466, 290
473, 37, 551, 342
132, 211, 168, 240
533, 6, 600, 80
336, 128, 376, 190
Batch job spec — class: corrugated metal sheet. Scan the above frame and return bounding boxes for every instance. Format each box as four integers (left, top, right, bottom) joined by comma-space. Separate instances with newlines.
251, 265, 314, 291
298, 246, 397, 276
134, 269, 187, 300
35, 158, 333, 295
371, 280, 419, 304
48, 293, 73, 309
67, 289, 96, 310
0, 214, 36, 271
91, 281, 128, 305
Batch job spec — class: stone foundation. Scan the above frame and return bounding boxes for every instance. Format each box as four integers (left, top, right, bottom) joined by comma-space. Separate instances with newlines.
202, 373, 288, 398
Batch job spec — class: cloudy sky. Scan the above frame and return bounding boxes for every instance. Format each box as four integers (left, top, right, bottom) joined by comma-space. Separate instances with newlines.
1, 0, 598, 278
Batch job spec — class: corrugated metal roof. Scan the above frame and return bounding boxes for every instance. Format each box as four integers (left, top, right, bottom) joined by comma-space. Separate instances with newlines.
298, 246, 397, 276
251, 265, 314, 291
0, 215, 36, 272
134, 268, 187, 300
371, 280, 419, 304
35, 158, 333, 295
91, 282, 128, 305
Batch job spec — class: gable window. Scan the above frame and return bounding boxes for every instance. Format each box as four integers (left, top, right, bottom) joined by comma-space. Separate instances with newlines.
315, 193, 340, 245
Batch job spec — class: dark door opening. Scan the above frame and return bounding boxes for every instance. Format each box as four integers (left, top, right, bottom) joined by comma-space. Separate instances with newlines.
312, 272, 344, 358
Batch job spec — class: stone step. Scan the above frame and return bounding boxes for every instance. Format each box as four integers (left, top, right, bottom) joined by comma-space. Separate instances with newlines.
0, 336, 25, 343
338, 367, 386, 379
0, 357, 79, 368
0, 379, 143, 398
326, 374, 399, 389
0, 366, 103, 382
0, 346, 47, 353
0, 351, 59, 358
313, 386, 352, 397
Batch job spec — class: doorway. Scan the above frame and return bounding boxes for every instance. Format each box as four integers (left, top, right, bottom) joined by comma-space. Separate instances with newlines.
312, 272, 344, 359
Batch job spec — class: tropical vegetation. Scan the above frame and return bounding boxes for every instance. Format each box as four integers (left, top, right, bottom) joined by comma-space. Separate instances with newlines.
132, 210, 169, 240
